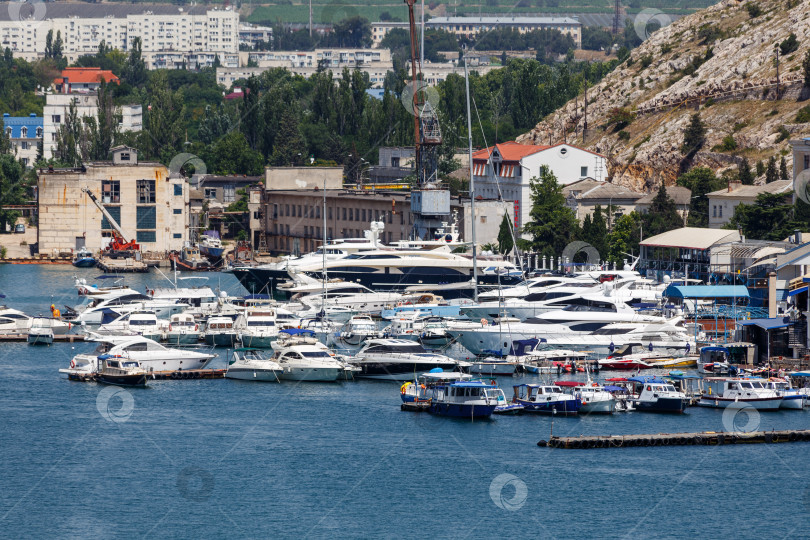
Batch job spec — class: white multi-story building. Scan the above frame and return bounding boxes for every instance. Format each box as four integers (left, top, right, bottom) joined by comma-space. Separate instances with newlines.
0, 5, 238, 68
372, 16, 581, 48
217, 48, 394, 88
405, 61, 499, 86
42, 68, 142, 159
1, 113, 43, 167
471, 141, 607, 233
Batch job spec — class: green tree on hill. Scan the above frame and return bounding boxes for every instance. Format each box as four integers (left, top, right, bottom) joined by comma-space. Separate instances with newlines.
765, 156, 778, 183
780, 157, 789, 180
681, 112, 706, 157
726, 193, 800, 241
607, 212, 641, 266
738, 157, 754, 185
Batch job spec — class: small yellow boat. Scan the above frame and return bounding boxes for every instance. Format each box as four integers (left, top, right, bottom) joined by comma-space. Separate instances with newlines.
648, 356, 698, 369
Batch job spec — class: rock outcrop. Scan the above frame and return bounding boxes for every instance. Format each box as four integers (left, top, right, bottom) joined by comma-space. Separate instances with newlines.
518, 0, 810, 192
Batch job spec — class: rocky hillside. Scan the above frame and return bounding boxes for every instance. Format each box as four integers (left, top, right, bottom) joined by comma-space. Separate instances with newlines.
518, 0, 810, 192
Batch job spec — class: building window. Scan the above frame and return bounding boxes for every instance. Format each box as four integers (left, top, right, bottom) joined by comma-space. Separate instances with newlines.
36, 127, 42, 138
119, 152, 130, 161
223, 184, 236, 203
137, 231, 156, 243
173, 208, 182, 215
328, 207, 333, 220
51, 114, 60, 123
5, 127, 10, 138
805, 155, 810, 170
101, 206, 121, 230
297, 205, 302, 217
21, 142, 28, 150
349, 208, 354, 221
20, 127, 27, 138
174, 184, 183, 196
316, 206, 321, 219
342, 208, 346, 220
205, 188, 217, 199
173, 233, 182, 238
137, 180, 156, 204
286, 204, 290, 216
712, 206, 716, 218
102, 180, 120, 203
137, 205, 156, 230
581, 166, 588, 177
718, 206, 723, 218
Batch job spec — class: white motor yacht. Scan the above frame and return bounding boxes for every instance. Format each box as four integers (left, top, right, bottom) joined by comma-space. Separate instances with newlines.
0, 307, 71, 337
164, 313, 202, 345
66, 335, 215, 373
204, 316, 238, 347
225, 349, 283, 381
234, 308, 279, 348
350, 338, 464, 381
273, 340, 343, 382
329, 314, 379, 351
96, 310, 164, 340
69, 291, 187, 325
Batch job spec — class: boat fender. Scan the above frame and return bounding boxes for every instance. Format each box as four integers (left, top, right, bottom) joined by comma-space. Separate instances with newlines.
169, 324, 173, 331
400, 382, 411, 394
70, 359, 75, 368
194, 324, 198, 331
481, 318, 488, 326
171, 372, 179, 380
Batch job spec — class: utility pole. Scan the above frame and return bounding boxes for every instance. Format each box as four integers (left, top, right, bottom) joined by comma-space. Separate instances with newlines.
583, 82, 589, 143
309, 0, 313, 38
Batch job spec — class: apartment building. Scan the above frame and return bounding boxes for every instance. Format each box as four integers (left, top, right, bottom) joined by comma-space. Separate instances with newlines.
0, 4, 238, 68
371, 16, 581, 48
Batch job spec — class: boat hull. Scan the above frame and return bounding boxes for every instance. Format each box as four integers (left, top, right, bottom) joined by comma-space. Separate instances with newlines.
280, 367, 341, 382
225, 368, 282, 381
580, 399, 616, 414
164, 333, 201, 346
27, 333, 54, 345
205, 333, 238, 347
72, 258, 97, 268
515, 398, 581, 414
428, 402, 496, 418
634, 397, 687, 413
239, 335, 277, 348
469, 362, 517, 376
353, 362, 460, 381
780, 395, 805, 409
97, 373, 148, 387
698, 396, 782, 410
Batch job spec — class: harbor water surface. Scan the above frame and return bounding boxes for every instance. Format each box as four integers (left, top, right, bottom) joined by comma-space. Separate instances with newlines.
1, 265, 810, 538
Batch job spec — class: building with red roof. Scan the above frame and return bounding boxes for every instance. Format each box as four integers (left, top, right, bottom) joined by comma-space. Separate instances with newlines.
54, 68, 120, 94
471, 140, 607, 234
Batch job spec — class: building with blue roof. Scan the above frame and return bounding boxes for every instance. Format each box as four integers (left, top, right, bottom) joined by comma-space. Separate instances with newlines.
1, 113, 43, 168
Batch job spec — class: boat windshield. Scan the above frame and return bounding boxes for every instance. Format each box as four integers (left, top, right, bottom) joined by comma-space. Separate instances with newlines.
248, 321, 275, 326
739, 382, 753, 389
365, 343, 426, 354
131, 319, 156, 325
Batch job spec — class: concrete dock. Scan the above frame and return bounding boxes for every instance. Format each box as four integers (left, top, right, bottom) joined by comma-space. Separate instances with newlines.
538, 430, 810, 448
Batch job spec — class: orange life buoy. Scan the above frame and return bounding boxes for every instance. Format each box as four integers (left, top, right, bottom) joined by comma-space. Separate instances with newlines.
481, 318, 488, 326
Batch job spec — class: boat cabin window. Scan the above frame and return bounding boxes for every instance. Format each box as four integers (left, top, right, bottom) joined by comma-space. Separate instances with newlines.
2, 313, 27, 320
108, 360, 120, 368
365, 343, 426, 354
247, 321, 275, 327
0, 317, 15, 325
739, 382, 753, 389
664, 385, 676, 392
301, 351, 330, 358
124, 343, 148, 352
131, 319, 156, 326
122, 361, 139, 368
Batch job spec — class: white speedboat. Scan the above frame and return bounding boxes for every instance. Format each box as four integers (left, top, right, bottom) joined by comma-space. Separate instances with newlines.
164, 313, 202, 345
469, 358, 518, 376
0, 307, 71, 337
69, 291, 187, 324
225, 349, 283, 381
234, 308, 279, 348
763, 378, 806, 409
27, 316, 54, 345
626, 376, 688, 413
698, 377, 782, 410
68, 335, 215, 373
350, 338, 464, 381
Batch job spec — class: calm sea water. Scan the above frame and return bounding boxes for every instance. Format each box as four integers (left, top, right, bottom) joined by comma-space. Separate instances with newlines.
1, 264, 810, 539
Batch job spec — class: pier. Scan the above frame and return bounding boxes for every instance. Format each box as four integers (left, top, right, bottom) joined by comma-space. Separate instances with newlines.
0, 334, 86, 342
96, 257, 148, 273
538, 430, 810, 449
67, 368, 226, 382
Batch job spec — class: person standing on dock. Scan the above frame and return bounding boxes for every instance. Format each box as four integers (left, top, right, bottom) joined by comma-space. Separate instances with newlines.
50, 304, 61, 319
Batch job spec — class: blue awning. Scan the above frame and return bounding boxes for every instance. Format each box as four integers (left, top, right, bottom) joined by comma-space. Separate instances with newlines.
787, 286, 808, 297
737, 318, 793, 330
663, 285, 749, 299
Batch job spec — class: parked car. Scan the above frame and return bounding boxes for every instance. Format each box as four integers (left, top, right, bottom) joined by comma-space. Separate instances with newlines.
14, 224, 25, 234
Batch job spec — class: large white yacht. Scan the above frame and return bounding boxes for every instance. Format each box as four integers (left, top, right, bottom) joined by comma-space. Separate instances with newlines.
66, 335, 215, 373
68, 291, 187, 325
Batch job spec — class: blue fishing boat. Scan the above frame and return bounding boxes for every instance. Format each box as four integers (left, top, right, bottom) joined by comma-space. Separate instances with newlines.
426, 379, 499, 418
512, 383, 582, 414
72, 247, 96, 268
627, 375, 689, 413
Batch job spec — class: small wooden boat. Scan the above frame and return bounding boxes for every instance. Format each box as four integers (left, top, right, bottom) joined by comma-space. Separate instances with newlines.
96, 355, 148, 387
170, 245, 214, 271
